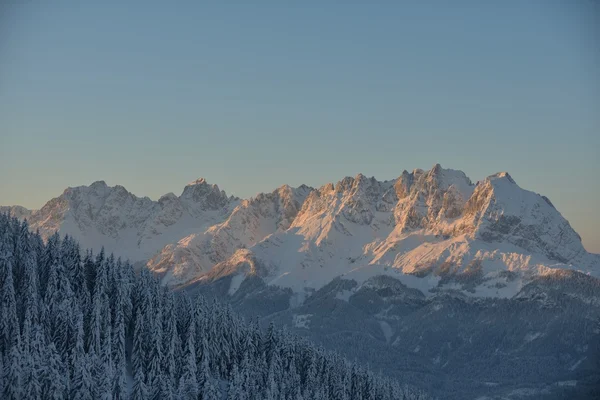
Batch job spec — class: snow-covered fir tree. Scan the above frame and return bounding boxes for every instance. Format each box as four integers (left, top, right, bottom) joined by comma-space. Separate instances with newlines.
0, 212, 430, 399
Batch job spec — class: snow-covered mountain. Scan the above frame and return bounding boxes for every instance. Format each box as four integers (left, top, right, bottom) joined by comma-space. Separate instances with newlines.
5, 164, 599, 299
5, 178, 239, 262
196, 164, 599, 301
146, 183, 313, 285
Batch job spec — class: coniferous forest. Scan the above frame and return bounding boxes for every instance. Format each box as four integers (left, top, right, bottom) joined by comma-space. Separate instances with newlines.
0, 213, 429, 400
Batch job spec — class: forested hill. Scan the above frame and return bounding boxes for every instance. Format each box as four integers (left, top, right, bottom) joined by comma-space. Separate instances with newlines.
0, 213, 429, 400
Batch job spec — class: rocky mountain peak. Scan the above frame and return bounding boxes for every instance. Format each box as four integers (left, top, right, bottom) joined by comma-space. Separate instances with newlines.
321, 183, 335, 193
490, 171, 516, 184
393, 164, 474, 232
187, 177, 208, 186
459, 172, 587, 263
158, 192, 178, 204
180, 178, 235, 211
394, 170, 414, 199
430, 163, 443, 175
89, 180, 108, 189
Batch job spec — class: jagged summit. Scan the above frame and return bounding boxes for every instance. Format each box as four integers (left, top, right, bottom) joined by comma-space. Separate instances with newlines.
187, 177, 209, 186
6, 178, 239, 262
181, 181, 232, 210
181, 177, 239, 210
147, 183, 313, 284
89, 179, 108, 187
3, 166, 597, 294
178, 164, 596, 297
488, 171, 516, 184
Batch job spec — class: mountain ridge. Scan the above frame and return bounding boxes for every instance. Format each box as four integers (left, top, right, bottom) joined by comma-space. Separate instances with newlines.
2, 164, 598, 298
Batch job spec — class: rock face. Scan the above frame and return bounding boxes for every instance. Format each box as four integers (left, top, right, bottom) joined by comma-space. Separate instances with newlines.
179, 178, 234, 216
393, 165, 474, 232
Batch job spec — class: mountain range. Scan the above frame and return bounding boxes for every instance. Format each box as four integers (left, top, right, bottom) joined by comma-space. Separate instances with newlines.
4, 164, 598, 297
4, 164, 600, 399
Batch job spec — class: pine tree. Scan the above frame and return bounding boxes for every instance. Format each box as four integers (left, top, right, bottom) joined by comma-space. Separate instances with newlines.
0, 355, 3, 399
303, 353, 318, 399
147, 305, 163, 400
112, 295, 127, 400
264, 321, 277, 366
83, 250, 96, 298
21, 306, 33, 357
12, 220, 30, 292
227, 363, 245, 400
50, 264, 74, 358
71, 353, 94, 400
3, 344, 23, 400
132, 306, 146, 377
62, 236, 84, 301
264, 366, 279, 400
131, 369, 148, 400
23, 333, 42, 400
197, 336, 210, 387
71, 313, 94, 400
180, 320, 198, 400
39, 232, 60, 298
69, 313, 84, 379
158, 374, 175, 400
240, 350, 255, 396
1, 255, 20, 354
41, 342, 67, 400
21, 242, 40, 331
201, 377, 219, 400
87, 255, 106, 355
162, 292, 178, 389
99, 313, 114, 400
121, 260, 135, 331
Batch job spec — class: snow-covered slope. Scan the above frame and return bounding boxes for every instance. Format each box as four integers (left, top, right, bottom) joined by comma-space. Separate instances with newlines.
5, 179, 239, 262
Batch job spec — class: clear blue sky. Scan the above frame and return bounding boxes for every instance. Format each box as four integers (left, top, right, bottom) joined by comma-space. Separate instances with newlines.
0, 1, 598, 252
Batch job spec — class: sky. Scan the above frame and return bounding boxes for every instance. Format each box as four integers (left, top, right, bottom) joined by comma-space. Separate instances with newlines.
0, 1, 598, 252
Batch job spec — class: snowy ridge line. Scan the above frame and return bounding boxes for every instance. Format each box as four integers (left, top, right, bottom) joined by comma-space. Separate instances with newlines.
3, 163, 598, 296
